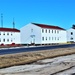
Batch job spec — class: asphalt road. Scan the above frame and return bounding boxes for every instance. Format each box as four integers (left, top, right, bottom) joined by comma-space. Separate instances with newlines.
0, 44, 75, 55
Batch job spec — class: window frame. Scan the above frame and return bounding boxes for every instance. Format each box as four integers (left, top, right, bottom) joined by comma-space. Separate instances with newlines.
42, 29, 44, 33
71, 32, 73, 35
3, 39, 5, 42
46, 29, 47, 33
42, 37, 44, 41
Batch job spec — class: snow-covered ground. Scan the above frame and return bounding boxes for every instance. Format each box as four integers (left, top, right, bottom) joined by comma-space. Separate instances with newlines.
0, 54, 75, 75
0, 45, 42, 50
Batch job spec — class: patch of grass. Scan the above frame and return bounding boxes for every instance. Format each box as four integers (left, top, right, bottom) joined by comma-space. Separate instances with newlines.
0, 47, 75, 69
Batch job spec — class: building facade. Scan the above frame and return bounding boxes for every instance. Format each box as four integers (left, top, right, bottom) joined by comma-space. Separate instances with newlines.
67, 25, 75, 43
20, 23, 67, 44
0, 28, 20, 45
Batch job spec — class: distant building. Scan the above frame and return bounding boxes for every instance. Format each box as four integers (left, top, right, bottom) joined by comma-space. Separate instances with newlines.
20, 23, 67, 44
0, 28, 20, 45
67, 25, 75, 43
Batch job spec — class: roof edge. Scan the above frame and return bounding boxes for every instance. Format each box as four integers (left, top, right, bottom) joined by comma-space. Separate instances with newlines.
32, 23, 66, 30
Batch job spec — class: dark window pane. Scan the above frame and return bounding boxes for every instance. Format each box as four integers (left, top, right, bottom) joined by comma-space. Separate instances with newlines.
71, 32, 73, 35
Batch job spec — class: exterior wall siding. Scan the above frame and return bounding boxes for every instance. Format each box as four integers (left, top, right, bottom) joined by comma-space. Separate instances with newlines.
67, 28, 75, 42
0, 31, 20, 44
20, 23, 67, 44
41, 29, 67, 44
20, 23, 41, 44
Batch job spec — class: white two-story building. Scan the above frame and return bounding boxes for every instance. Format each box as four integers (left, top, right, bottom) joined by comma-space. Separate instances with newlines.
20, 23, 67, 44
0, 28, 20, 45
67, 25, 75, 43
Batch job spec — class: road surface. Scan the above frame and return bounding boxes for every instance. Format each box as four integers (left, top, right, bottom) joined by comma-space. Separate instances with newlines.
0, 44, 75, 55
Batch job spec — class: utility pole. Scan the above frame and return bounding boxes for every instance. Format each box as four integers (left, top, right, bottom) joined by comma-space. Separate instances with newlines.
13, 18, 15, 28
1, 13, 3, 28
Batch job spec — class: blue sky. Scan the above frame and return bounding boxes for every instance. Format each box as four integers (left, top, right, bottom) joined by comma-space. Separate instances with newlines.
0, 0, 75, 29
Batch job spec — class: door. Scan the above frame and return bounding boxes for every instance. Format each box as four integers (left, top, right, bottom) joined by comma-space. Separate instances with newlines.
30, 35, 35, 45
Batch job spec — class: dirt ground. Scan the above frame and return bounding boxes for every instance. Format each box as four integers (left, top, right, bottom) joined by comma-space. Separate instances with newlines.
0, 47, 75, 75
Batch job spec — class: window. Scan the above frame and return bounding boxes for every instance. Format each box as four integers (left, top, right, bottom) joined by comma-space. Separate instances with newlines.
52, 30, 53, 33
11, 39, 13, 42
46, 37, 47, 40
49, 37, 50, 40
7, 33, 9, 35
7, 39, 9, 42
11, 38, 14, 42
42, 37, 44, 41
55, 30, 56, 33
49, 30, 50, 33
33, 39, 35, 43
55, 37, 56, 40
11, 33, 12, 35
52, 37, 53, 40
71, 37, 73, 40
31, 29, 33, 32
3, 39, 5, 42
46, 29, 47, 33
42, 29, 44, 33
71, 32, 73, 35
57, 30, 59, 33
3, 32, 5, 35
58, 37, 59, 40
